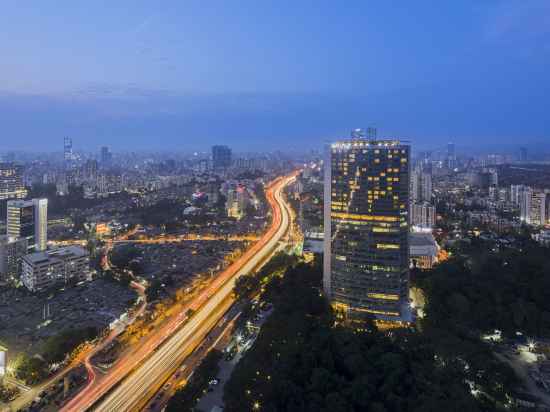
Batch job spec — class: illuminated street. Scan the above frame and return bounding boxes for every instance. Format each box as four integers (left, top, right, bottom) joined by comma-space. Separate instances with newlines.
58, 173, 294, 412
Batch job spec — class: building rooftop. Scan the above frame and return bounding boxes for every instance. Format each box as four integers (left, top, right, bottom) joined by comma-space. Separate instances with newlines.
22, 251, 50, 265
23, 246, 88, 265
330, 139, 408, 150
409, 232, 437, 247
49, 245, 89, 258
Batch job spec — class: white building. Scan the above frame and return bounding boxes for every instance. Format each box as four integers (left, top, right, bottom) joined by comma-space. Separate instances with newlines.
510, 185, 527, 206
226, 185, 250, 220
411, 169, 432, 203
411, 202, 436, 229
21, 246, 91, 292
521, 188, 546, 226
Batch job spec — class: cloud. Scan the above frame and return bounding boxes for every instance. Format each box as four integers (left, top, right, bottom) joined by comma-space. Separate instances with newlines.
485, 0, 550, 45
130, 16, 155, 37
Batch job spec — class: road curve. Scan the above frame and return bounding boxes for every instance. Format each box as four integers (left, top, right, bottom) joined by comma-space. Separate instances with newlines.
60, 173, 294, 412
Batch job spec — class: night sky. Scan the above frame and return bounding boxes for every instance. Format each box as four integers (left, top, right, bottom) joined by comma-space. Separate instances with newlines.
1, 1, 549, 152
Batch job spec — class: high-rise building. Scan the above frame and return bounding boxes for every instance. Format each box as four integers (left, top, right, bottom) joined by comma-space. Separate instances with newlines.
64, 137, 73, 170
100, 146, 113, 168
411, 202, 436, 229
323, 135, 411, 326
34, 199, 48, 251
0, 163, 27, 200
7, 199, 48, 252
225, 185, 250, 219
0, 235, 28, 284
447, 142, 456, 169
411, 169, 432, 203
84, 159, 99, 180
520, 188, 547, 226
212, 145, 232, 171
511, 184, 527, 206
519, 147, 528, 163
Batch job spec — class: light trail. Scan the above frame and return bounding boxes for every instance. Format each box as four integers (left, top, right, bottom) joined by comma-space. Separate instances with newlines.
60, 173, 296, 412
50, 234, 259, 247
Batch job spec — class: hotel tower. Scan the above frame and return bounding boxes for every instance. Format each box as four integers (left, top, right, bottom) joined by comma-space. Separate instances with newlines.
323, 131, 411, 326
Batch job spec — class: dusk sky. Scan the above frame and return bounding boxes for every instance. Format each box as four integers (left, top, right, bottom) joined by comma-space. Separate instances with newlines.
1, 1, 549, 152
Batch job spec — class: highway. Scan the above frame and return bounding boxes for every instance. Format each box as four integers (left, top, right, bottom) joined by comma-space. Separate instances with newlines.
3, 281, 146, 412
60, 173, 295, 412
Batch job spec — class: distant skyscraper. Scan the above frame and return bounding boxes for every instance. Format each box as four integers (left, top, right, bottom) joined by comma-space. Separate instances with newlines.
84, 159, 99, 180
511, 184, 527, 206
519, 147, 528, 163
64, 137, 73, 170
100, 146, 113, 168
323, 133, 411, 326
447, 142, 455, 158
7, 199, 48, 252
0, 163, 27, 200
411, 169, 432, 203
411, 202, 436, 229
212, 145, 232, 171
446, 142, 456, 169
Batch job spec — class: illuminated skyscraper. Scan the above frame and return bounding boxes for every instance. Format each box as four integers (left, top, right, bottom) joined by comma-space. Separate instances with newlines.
7, 198, 48, 252
0, 163, 27, 200
323, 134, 411, 326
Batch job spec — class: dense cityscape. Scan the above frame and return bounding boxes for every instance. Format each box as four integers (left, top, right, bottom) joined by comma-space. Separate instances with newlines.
2, 2, 550, 412
1, 134, 549, 412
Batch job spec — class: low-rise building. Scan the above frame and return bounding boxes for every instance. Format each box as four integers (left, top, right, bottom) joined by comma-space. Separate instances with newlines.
410, 232, 439, 269
302, 229, 324, 261
21, 246, 91, 292
533, 230, 550, 247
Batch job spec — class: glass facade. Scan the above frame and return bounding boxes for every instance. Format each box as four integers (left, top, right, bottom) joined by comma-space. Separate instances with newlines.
7, 199, 48, 252
212, 145, 232, 171
323, 139, 411, 324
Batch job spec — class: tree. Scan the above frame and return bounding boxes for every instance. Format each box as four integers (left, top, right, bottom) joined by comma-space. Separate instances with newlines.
233, 275, 261, 300
224, 259, 495, 412
110, 245, 140, 270
166, 350, 222, 412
